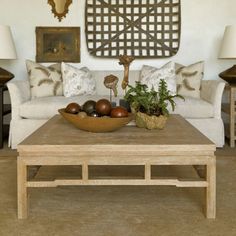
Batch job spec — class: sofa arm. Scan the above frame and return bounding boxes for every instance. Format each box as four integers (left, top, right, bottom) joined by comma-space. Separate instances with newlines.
200, 80, 226, 119
7, 79, 31, 119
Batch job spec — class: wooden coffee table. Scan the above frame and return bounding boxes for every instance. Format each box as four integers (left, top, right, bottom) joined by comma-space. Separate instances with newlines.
17, 115, 216, 219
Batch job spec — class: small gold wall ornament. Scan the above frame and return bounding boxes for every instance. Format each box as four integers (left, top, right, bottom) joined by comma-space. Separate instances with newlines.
119, 55, 134, 90
48, 0, 72, 22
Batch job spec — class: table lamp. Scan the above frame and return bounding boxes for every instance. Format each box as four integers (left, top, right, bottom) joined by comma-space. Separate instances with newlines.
0, 25, 17, 85
218, 25, 236, 84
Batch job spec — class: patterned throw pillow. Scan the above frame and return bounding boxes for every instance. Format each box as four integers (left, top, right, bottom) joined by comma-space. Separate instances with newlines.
61, 62, 96, 97
26, 60, 62, 99
139, 61, 177, 95
176, 61, 204, 98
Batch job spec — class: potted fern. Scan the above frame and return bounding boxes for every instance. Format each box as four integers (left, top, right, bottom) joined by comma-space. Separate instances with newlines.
124, 79, 184, 129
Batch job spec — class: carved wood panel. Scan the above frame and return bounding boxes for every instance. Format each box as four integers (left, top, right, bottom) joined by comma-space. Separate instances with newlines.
85, 0, 181, 58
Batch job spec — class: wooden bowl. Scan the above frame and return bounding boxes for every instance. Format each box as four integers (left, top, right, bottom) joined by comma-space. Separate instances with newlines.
58, 108, 133, 132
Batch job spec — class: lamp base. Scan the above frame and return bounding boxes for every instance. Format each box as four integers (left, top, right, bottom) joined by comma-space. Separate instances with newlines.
0, 67, 14, 85
219, 65, 236, 84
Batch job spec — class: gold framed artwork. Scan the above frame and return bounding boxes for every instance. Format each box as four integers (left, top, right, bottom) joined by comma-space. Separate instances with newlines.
36, 27, 80, 63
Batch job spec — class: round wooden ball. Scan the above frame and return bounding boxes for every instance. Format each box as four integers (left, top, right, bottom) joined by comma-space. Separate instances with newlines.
96, 99, 112, 116
65, 103, 81, 114
110, 106, 128, 118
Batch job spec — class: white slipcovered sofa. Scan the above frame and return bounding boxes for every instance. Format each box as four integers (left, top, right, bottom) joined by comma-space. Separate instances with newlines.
7, 70, 225, 149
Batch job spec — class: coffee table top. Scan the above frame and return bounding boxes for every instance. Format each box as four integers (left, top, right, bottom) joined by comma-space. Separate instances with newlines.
18, 115, 215, 153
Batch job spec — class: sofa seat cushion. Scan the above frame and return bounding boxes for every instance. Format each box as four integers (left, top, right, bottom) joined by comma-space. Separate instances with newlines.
19, 95, 214, 120
19, 95, 110, 119
171, 97, 214, 118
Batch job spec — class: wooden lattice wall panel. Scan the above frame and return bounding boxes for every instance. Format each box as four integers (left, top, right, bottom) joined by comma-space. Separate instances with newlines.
85, 0, 181, 58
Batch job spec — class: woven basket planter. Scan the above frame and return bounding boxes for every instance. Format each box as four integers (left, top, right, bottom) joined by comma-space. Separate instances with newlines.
135, 112, 167, 130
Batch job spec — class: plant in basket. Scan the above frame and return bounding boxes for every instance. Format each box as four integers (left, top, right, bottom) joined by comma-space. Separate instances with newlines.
124, 79, 184, 129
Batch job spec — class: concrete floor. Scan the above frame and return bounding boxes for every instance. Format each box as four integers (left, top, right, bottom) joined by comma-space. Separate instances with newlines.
0, 144, 236, 236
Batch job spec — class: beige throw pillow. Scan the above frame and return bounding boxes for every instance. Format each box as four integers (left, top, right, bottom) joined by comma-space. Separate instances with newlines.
61, 62, 96, 97
176, 61, 204, 98
26, 60, 63, 99
139, 61, 177, 95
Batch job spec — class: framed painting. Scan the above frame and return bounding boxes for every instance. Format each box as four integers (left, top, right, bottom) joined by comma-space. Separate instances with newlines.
36, 27, 80, 62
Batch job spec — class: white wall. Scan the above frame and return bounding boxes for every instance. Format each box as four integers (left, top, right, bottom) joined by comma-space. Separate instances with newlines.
0, 0, 236, 81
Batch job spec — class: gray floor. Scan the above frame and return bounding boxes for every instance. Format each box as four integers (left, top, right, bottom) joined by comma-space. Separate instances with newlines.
0, 143, 236, 236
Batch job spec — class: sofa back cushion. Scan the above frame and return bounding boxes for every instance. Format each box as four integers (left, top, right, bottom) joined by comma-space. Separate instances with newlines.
139, 61, 176, 94
26, 60, 63, 99
61, 62, 96, 97
176, 61, 204, 98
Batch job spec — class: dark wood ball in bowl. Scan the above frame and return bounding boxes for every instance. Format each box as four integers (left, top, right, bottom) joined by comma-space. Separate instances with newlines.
82, 100, 96, 115
110, 106, 128, 118
96, 99, 112, 116
65, 103, 81, 114
89, 111, 100, 117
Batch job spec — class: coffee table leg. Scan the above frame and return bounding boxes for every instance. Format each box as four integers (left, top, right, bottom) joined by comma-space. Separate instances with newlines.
17, 158, 28, 219
206, 157, 216, 219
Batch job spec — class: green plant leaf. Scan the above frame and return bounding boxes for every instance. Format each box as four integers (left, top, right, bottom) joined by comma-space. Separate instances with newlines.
124, 79, 184, 117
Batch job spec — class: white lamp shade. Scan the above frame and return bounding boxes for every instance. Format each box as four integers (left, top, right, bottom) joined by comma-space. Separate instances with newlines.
219, 25, 236, 59
0, 25, 17, 59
